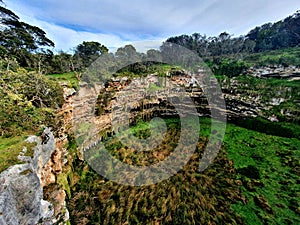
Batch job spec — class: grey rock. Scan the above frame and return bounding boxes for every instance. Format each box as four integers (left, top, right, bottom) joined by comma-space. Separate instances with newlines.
0, 128, 56, 225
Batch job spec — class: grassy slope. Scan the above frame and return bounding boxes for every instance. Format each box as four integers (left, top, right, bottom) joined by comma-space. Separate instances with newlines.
0, 134, 36, 172
68, 116, 299, 225
243, 47, 300, 67
208, 47, 300, 67
69, 118, 243, 224
46, 72, 79, 89
199, 117, 300, 225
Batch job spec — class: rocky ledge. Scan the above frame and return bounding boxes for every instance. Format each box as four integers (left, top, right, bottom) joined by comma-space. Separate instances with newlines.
247, 65, 300, 80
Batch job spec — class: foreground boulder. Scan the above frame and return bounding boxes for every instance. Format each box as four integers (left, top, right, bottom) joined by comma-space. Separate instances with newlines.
0, 128, 56, 225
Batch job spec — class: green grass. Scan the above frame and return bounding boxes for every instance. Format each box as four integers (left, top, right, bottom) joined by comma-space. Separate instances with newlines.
0, 135, 36, 172
199, 117, 300, 224
226, 124, 300, 224
243, 47, 300, 66
46, 72, 79, 89
115, 63, 183, 78
68, 116, 300, 224
209, 47, 300, 67
69, 117, 243, 224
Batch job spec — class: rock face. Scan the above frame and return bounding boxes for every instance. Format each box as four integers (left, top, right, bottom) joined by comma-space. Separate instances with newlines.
41, 86, 76, 223
73, 70, 298, 152
0, 128, 56, 225
220, 76, 299, 122
247, 65, 300, 80
73, 73, 225, 151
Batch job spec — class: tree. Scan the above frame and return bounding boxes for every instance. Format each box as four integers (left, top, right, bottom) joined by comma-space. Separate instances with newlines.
145, 49, 162, 62
32, 49, 54, 74
115, 45, 139, 61
74, 41, 108, 69
246, 11, 300, 52
115, 45, 143, 74
0, 5, 54, 67
50, 51, 72, 74
165, 10, 300, 57
210, 58, 248, 78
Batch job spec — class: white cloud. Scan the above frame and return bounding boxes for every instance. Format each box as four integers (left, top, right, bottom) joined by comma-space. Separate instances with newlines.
39, 21, 129, 52
4, 0, 300, 51
5, 0, 167, 52
32, 19, 164, 53
19, 16, 163, 53
1, 6, 128, 52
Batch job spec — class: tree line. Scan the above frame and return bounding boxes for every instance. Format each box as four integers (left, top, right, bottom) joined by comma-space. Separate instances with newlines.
0, 2, 110, 75
165, 10, 300, 57
1, 1, 300, 77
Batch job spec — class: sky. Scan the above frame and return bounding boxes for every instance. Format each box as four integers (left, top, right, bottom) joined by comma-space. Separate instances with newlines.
4, 0, 300, 52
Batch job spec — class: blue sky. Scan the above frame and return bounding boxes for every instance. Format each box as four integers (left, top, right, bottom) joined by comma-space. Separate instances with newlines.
4, 0, 300, 52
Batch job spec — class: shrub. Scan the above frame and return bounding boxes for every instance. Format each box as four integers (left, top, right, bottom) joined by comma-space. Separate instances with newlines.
210, 59, 249, 77
0, 70, 64, 136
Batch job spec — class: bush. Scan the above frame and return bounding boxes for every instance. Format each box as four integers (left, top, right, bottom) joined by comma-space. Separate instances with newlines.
210, 59, 249, 77
1, 70, 64, 108
0, 70, 64, 136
